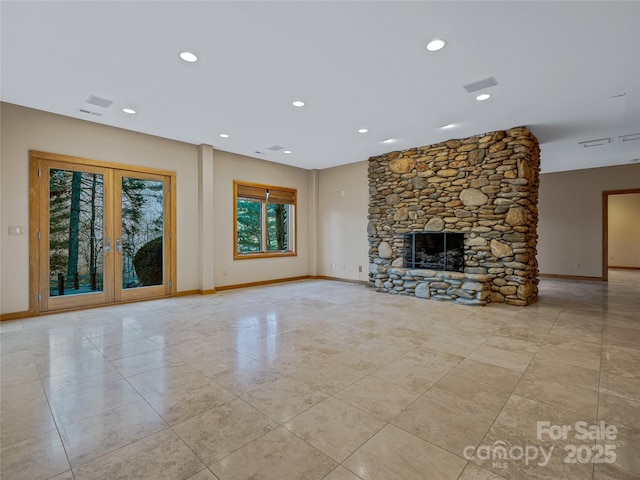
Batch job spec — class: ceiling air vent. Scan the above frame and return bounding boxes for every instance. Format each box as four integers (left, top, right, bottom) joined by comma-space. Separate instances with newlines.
86, 95, 113, 108
619, 133, 640, 142
578, 138, 610, 148
463, 76, 498, 93
78, 108, 104, 117
267, 145, 285, 151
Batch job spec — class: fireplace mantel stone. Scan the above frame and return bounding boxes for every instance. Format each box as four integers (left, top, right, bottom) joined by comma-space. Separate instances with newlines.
367, 127, 540, 306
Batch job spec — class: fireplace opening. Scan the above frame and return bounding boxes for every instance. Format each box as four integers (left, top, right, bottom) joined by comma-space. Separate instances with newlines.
403, 232, 465, 272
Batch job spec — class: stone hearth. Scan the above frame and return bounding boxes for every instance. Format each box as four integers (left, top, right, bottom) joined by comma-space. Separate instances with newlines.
367, 127, 540, 306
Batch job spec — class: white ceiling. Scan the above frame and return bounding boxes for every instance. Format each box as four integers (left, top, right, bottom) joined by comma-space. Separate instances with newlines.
2, 1, 639, 173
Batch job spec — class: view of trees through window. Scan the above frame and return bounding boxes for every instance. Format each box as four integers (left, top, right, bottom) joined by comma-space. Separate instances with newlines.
49, 169, 104, 296
48, 169, 164, 295
121, 177, 164, 289
235, 182, 295, 256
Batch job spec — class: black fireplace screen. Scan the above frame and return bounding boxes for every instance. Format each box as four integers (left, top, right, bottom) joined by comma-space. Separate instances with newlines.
403, 232, 465, 272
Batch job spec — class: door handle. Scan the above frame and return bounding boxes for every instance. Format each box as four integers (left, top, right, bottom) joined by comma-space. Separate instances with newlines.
105, 238, 111, 252
116, 238, 121, 253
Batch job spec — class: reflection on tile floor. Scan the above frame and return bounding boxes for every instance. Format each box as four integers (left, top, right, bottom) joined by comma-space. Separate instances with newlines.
1, 271, 639, 479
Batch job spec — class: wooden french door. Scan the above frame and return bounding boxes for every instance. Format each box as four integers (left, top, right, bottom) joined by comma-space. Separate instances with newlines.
30, 151, 176, 314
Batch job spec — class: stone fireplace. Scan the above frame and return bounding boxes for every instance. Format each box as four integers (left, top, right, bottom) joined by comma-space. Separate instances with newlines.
367, 127, 540, 306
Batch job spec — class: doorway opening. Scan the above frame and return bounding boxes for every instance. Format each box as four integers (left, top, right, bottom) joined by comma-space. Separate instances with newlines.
602, 189, 640, 281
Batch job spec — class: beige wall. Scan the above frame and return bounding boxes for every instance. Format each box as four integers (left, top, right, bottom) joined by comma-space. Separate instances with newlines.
0, 103, 313, 314
318, 161, 369, 281
538, 164, 640, 278
0, 103, 200, 313
210, 149, 311, 287
608, 193, 640, 268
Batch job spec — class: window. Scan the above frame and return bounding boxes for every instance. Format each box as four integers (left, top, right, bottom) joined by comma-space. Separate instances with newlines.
234, 181, 296, 259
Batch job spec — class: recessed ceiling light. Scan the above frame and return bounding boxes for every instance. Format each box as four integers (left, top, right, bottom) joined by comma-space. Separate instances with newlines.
426, 39, 446, 52
219, 133, 230, 138
292, 100, 305, 107
122, 108, 136, 114
441, 123, 455, 129
283, 150, 292, 154
358, 128, 369, 134
179, 51, 198, 63
382, 138, 395, 144
475, 93, 491, 101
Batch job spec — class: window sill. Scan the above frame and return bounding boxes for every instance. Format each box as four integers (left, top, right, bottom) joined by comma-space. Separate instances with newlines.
234, 251, 297, 260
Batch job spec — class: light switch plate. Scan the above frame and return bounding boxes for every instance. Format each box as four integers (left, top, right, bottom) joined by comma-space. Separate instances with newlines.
9, 226, 26, 236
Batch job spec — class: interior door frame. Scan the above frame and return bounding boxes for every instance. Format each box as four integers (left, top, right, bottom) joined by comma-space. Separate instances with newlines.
602, 188, 640, 281
29, 150, 177, 315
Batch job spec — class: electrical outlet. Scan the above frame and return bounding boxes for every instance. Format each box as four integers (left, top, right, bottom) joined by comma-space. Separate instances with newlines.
331, 263, 336, 269
358, 265, 363, 272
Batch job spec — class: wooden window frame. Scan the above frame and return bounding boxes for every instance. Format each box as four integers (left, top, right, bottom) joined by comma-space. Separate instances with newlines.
233, 180, 297, 260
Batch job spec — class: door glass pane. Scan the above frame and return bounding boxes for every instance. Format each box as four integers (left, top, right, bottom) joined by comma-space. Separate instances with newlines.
121, 177, 164, 288
49, 169, 104, 296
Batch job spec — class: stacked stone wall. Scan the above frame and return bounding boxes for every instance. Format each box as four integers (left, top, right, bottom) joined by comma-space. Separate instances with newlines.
367, 127, 540, 306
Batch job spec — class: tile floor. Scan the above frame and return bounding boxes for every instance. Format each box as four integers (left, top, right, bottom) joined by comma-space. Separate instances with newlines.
1, 271, 639, 480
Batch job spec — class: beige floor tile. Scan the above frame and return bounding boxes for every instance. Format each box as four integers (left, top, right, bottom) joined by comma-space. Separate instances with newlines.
472, 423, 593, 480
343, 424, 467, 480
41, 363, 123, 399
466, 345, 533, 372
2, 274, 639, 479
425, 374, 510, 420
595, 421, 639, 477
513, 372, 599, 418
323, 466, 365, 480
60, 399, 167, 467
135, 374, 236, 425
525, 356, 600, 391
0, 399, 57, 447
284, 396, 385, 462
483, 335, 541, 355
185, 470, 218, 480
601, 345, 640, 379
291, 359, 369, 395
49, 471, 75, 480
422, 334, 484, 356
72, 428, 204, 480
495, 394, 593, 443
458, 463, 508, 480
334, 375, 421, 421
599, 373, 640, 401
0, 429, 70, 480
241, 376, 328, 423
34, 349, 112, 378
594, 462, 640, 480
392, 394, 494, 456
598, 392, 640, 430
185, 469, 219, 480
110, 349, 184, 377
0, 363, 40, 387
173, 397, 277, 465
1, 378, 49, 415
372, 347, 463, 393
211, 426, 336, 480
445, 358, 522, 393
98, 337, 163, 361
50, 378, 143, 426
208, 357, 281, 395
534, 344, 601, 371
602, 325, 640, 350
